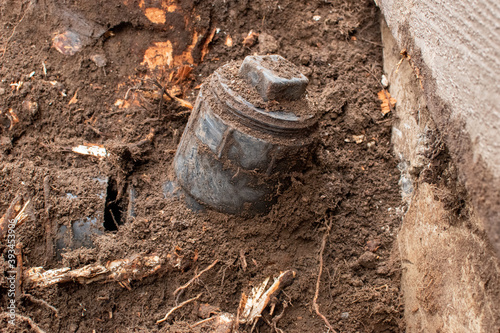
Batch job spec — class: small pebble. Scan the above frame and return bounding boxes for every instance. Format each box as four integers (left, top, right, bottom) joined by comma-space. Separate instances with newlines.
376, 264, 390, 275
0, 88, 5, 95
381, 74, 389, 88
349, 278, 363, 287
358, 251, 377, 269
313, 15, 321, 21
22, 100, 39, 115
90, 54, 107, 67
341, 312, 350, 319
258, 33, 279, 54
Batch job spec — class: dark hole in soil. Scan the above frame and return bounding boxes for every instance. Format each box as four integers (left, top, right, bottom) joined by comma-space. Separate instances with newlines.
103, 178, 125, 231
108, 21, 134, 35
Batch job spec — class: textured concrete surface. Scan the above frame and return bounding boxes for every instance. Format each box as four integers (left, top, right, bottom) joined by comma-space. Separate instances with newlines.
377, 0, 500, 172
377, 0, 500, 254
382, 20, 500, 332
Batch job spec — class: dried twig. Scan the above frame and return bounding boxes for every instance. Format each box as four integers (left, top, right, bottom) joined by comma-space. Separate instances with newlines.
0, 194, 22, 238
240, 270, 296, 326
313, 218, 337, 333
23, 254, 166, 289
173, 259, 219, 298
234, 289, 246, 332
0, 313, 46, 333
15, 242, 23, 301
157, 293, 202, 324
13, 199, 31, 228
0, 196, 31, 239
140, 78, 193, 111
71, 144, 108, 158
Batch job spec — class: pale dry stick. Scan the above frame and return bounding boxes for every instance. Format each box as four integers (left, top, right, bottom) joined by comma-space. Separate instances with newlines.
156, 293, 202, 324
24, 254, 165, 289
0, 312, 46, 333
173, 259, 219, 299
313, 218, 337, 333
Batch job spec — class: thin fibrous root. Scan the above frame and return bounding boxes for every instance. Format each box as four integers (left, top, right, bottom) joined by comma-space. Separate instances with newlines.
313, 218, 337, 333
23, 294, 59, 317
156, 293, 202, 324
272, 301, 288, 333
0, 1, 33, 60
191, 316, 216, 328
0, 313, 46, 333
173, 259, 219, 298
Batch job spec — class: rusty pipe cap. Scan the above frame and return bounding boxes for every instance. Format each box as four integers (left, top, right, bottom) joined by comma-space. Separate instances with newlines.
239, 55, 308, 102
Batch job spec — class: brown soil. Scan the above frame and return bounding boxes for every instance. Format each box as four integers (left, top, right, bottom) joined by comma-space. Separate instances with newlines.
216, 60, 312, 118
0, 0, 404, 332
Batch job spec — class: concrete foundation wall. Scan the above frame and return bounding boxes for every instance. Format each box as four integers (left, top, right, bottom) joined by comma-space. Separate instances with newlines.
376, 0, 500, 254
379, 10, 500, 333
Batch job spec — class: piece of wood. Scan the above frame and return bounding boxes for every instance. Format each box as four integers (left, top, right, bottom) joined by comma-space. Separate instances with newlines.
239, 270, 296, 326
24, 254, 166, 289
0, 194, 23, 239
15, 242, 23, 301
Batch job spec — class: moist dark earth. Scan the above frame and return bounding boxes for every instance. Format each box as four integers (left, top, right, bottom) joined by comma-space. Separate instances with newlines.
0, 0, 404, 332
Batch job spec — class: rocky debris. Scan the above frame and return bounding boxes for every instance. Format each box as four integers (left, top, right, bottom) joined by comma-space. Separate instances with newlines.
22, 100, 38, 116
242, 30, 259, 47
258, 32, 279, 54
357, 251, 378, 269
376, 264, 390, 276
90, 54, 107, 67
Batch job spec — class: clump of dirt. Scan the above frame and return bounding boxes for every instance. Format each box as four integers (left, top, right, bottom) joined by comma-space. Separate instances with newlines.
0, 0, 404, 332
216, 60, 313, 117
